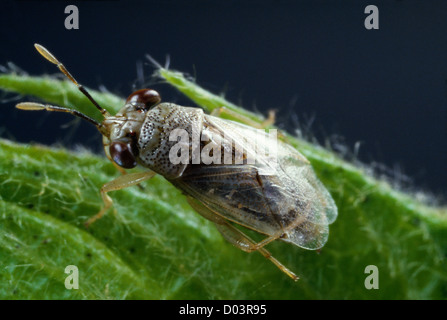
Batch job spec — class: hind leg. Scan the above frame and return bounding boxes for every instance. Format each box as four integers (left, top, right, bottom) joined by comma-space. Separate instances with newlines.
186, 197, 299, 281
211, 107, 275, 129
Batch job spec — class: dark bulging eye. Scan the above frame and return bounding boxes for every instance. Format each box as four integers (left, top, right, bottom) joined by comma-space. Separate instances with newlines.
126, 89, 161, 110
109, 141, 137, 169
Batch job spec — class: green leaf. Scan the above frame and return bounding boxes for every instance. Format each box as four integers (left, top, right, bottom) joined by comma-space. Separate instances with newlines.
1, 68, 446, 299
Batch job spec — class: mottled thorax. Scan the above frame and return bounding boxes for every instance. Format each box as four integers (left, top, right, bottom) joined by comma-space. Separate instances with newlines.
137, 103, 204, 179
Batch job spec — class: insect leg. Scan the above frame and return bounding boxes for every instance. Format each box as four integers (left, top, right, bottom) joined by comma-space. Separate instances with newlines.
186, 197, 298, 281
214, 222, 299, 281
85, 170, 156, 227
187, 197, 283, 251
210, 107, 275, 129
186, 197, 227, 224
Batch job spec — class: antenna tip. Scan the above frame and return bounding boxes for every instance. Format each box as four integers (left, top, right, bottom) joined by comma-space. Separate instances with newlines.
34, 43, 59, 65
16, 102, 45, 110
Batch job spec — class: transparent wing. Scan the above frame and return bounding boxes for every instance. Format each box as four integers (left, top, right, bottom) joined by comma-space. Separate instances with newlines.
171, 115, 337, 250
204, 115, 338, 226
278, 142, 338, 225
172, 164, 282, 237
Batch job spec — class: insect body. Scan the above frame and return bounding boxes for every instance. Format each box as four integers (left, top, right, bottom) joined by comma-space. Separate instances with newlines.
17, 44, 338, 281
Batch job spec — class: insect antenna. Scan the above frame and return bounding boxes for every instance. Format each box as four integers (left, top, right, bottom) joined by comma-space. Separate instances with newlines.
16, 102, 101, 128
34, 43, 111, 118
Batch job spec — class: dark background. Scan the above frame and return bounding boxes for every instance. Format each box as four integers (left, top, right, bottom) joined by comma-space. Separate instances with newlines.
1, 0, 446, 199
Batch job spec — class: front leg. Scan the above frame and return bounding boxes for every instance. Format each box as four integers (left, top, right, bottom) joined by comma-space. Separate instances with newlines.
85, 170, 157, 227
